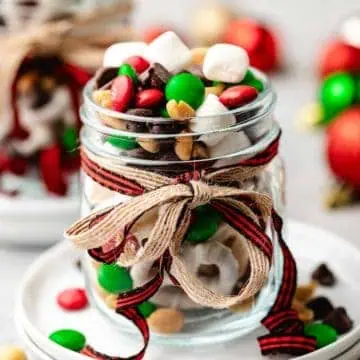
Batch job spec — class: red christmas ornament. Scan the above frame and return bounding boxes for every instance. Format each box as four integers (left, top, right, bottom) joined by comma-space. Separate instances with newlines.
223, 19, 279, 72
327, 107, 360, 187
319, 39, 360, 78
39, 145, 67, 196
57, 288, 88, 311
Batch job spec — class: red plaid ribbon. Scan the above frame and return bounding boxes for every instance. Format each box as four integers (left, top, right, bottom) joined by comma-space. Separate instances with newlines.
81, 134, 316, 359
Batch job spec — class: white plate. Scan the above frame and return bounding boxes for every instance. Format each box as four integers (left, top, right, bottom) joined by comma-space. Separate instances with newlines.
15, 310, 54, 360
0, 196, 79, 246
0, 174, 80, 246
16, 221, 360, 360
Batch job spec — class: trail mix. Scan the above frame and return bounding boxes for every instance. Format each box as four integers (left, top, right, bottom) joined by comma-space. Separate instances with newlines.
92, 31, 265, 162
293, 263, 353, 350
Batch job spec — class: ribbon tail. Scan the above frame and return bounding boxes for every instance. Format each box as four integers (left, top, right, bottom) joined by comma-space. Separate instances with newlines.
82, 256, 171, 360
81, 307, 149, 360
258, 210, 316, 356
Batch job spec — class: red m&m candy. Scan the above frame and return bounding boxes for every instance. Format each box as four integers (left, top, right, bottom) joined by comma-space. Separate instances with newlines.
125, 56, 150, 74
111, 76, 134, 112
219, 85, 258, 108
136, 89, 164, 108
57, 288, 88, 311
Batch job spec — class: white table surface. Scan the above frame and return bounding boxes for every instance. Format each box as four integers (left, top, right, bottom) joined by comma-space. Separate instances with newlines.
1, 74, 360, 352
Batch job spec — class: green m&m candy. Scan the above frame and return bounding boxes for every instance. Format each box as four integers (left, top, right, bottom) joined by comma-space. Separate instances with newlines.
165, 73, 205, 109
354, 76, 360, 103
186, 205, 221, 243
241, 70, 264, 92
304, 323, 338, 349
98, 263, 133, 294
49, 329, 86, 352
320, 72, 356, 122
137, 301, 157, 318
61, 127, 78, 152
106, 135, 138, 150
160, 107, 170, 118
118, 64, 138, 83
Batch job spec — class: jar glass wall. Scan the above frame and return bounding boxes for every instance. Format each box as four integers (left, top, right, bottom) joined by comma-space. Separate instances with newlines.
79, 69, 285, 346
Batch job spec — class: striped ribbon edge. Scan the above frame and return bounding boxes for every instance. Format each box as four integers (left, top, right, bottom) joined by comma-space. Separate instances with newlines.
81, 150, 144, 196
81, 308, 149, 360
257, 210, 316, 356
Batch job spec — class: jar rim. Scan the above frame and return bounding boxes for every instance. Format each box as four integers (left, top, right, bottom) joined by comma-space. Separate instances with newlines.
81, 67, 277, 140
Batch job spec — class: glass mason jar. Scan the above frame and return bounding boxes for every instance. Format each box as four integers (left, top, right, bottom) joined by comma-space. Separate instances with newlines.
76, 69, 284, 346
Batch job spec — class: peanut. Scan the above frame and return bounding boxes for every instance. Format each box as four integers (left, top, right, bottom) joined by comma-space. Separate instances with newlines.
92, 90, 126, 130
102, 116, 127, 130
175, 132, 193, 160
298, 308, 314, 323
192, 142, 209, 159
137, 138, 161, 153
105, 295, 117, 310
166, 100, 196, 120
93, 90, 112, 108
0, 345, 27, 360
295, 281, 317, 302
205, 83, 226, 97
147, 308, 185, 334
292, 298, 305, 312
191, 47, 208, 65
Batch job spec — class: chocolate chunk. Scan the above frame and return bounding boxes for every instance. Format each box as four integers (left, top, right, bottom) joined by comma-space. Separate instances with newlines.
312, 263, 337, 287
149, 121, 184, 134
125, 109, 153, 133
94, 67, 118, 89
127, 147, 157, 160
125, 121, 148, 133
324, 307, 353, 334
143, 63, 171, 89
126, 108, 154, 117
306, 296, 334, 320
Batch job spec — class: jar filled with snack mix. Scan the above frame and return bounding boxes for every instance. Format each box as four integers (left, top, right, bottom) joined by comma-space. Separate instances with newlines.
66, 32, 316, 358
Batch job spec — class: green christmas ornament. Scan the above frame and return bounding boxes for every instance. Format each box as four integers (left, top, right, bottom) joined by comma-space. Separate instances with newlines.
98, 263, 133, 294
137, 301, 157, 318
62, 127, 78, 152
186, 205, 221, 243
320, 72, 356, 122
118, 64, 138, 83
49, 329, 86, 352
106, 135, 138, 150
165, 73, 205, 109
304, 323, 338, 349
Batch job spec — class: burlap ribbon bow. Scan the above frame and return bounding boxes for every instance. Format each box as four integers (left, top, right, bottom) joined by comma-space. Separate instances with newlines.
66, 148, 274, 308
65, 135, 317, 359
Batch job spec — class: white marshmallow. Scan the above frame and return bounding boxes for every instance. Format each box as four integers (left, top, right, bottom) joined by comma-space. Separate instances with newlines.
190, 94, 236, 146
144, 31, 192, 73
210, 132, 251, 168
340, 16, 360, 49
203, 43, 249, 83
103, 42, 147, 67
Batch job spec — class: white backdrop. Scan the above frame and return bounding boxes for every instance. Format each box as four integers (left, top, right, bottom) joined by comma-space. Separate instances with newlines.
133, 0, 360, 72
